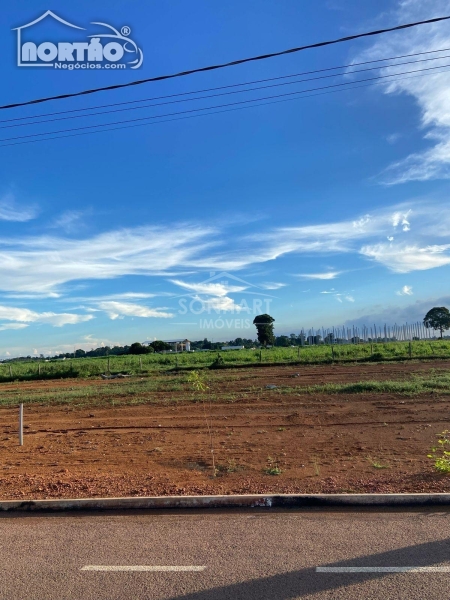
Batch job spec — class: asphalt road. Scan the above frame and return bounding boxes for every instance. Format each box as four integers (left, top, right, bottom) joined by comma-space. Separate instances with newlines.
1, 508, 450, 599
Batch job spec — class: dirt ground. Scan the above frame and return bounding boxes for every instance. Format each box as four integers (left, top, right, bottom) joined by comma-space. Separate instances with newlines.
1, 360, 450, 499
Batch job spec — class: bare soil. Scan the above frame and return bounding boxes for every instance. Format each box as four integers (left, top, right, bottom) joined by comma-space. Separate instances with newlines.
1, 361, 450, 499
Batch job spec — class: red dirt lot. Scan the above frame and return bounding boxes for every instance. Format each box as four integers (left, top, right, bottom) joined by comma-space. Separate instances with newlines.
1, 361, 450, 499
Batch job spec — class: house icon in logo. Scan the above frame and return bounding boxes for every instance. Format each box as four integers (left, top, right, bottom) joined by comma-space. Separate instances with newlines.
13, 10, 85, 67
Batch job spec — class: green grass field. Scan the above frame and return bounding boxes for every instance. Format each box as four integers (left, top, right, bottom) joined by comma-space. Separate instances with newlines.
1, 339, 450, 383
1, 370, 449, 408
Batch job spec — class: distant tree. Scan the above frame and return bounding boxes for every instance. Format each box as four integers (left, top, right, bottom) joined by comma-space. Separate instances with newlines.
129, 342, 150, 355
149, 340, 171, 352
275, 335, 290, 347
74, 349, 86, 358
253, 314, 275, 347
424, 307, 450, 339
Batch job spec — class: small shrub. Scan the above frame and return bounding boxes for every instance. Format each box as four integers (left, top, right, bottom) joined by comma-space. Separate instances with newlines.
265, 456, 282, 475
210, 355, 225, 368
265, 466, 282, 475
428, 431, 450, 474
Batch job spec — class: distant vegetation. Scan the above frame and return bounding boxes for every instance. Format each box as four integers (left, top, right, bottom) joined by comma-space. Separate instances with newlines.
2, 339, 450, 383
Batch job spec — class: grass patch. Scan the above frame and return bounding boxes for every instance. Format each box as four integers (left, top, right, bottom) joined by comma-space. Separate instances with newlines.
1, 370, 450, 408
367, 457, 390, 469
279, 372, 450, 396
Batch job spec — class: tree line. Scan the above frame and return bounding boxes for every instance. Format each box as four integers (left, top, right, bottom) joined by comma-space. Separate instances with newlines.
4, 307, 450, 363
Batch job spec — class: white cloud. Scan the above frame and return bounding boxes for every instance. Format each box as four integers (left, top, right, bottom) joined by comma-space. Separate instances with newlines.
0, 200, 447, 301
97, 301, 174, 320
169, 279, 246, 296
360, 243, 450, 272
0, 323, 28, 331
67, 292, 165, 304
352, 0, 450, 184
392, 210, 411, 231
321, 289, 354, 303
0, 224, 216, 293
0, 193, 38, 222
188, 294, 246, 313
259, 282, 286, 289
50, 210, 86, 233
396, 285, 414, 296
0, 305, 93, 327
386, 133, 402, 144
298, 271, 342, 280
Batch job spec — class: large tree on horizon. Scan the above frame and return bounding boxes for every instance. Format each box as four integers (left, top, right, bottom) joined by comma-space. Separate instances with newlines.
253, 314, 275, 347
423, 306, 450, 339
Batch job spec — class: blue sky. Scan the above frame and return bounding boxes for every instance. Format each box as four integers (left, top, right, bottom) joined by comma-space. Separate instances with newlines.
1, 0, 450, 356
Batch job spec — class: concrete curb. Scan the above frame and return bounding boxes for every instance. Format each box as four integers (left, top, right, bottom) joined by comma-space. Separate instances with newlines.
2, 493, 450, 512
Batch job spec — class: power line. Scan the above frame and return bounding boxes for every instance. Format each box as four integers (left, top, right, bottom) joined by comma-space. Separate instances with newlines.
1, 15, 449, 111
0, 63, 448, 148
0, 72, 443, 150
1, 46, 448, 125
2, 50, 450, 130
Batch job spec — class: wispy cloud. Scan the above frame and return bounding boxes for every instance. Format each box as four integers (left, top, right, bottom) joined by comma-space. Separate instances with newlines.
0, 193, 38, 222
50, 210, 87, 233
0, 322, 29, 331
0, 201, 447, 300
259, 282, 286, 289
0, 305, 93, 327
320, 289, 355, 303
0, 224, 216, 293
97, 301, 174, 320
386, 133, 402, 144
396, 285, 414, 296
188, 294, 246, 313
352, 0, 450, 184
297, 271, 342, 280
361, 243, 450, 272
169, 279, 246, 296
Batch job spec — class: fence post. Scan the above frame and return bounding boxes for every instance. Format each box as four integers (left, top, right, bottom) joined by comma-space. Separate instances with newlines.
107, 356, 110, 374
259, 350, 262, 363
331, 345, 335, 361
139, 356, 142, 371
19, 403, 23, 446
9, 364, 12, 378
409, 341, 412, 359
38, 362, 41, 376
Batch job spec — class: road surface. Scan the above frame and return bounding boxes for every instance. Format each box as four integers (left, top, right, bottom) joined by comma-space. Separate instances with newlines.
1, 508, 450, 599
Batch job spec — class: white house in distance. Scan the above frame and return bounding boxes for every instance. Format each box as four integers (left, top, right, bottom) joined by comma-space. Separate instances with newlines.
143, 339, 191, 352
